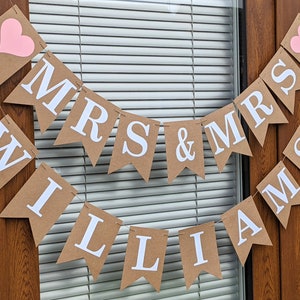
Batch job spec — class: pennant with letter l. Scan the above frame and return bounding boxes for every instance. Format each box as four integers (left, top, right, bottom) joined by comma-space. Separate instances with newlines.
164, 119, 205, 183
179, 222, 222, 289
281, 13, 300, 64
283, 126, 300, 169
55, 87, 119, 166
202, 103, 252, 172
0, 5, 46, 84
0, 162, 77, 246
0, 115, 38, 189
234, 77, 288, 147
108, 112, 160, 182
222, 196, 272, 266
57, 202, 122, 280
4, 51, 83, 133
260, 47, 300, 114
121, 226, 168, 292
256, 161, 300, 228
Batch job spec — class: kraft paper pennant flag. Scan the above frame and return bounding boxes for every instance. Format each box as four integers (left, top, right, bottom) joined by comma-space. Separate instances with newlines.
0, 162, 77, 245
57, 202, 122, 280
281, 13, 300, 63
283, 126, 300, 169
0, 5, 46, 84
4, 51, 82, 133
178, 222, 222, 289
0, 114, 38, 189
108, 112, 160, 182
234, 78, 288, 146
202, 103, 252, 172
164, 119, 205, 183
55, 87, 119, 166
121, 226, 168, 292
260, 47, 300, 114
222, 196, 272, 266
256, 161, 300, 228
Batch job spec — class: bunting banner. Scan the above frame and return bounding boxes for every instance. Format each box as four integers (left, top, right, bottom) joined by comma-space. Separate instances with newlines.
256, 161, 300, 228
234, 77, 288, 146
0, 162, 77, 246
55, 87, 120, 166
0, 4, 300, 292
57, 202, 123, 280
164, 119, 204, 183
4, 51, 83, 133
202, 103, 252, 172
260, 47, 300, 114
178, 222, 222, 289
108, 111, 160, 182
283, 126, 300, 169
222, 196, 272, 266
121, 226, 168, 292
0, 5, 46, 84
0, 114, 38, 189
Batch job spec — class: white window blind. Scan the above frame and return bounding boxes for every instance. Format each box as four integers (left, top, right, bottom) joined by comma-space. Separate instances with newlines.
29, 0, 245, 299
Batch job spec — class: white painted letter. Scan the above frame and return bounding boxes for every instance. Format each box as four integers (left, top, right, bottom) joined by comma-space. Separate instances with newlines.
21, 58, 77, 116
75, 213, 105, 257
70, 97, 108, 142
294, 137, 300, 156
237, 210, 262, 246
122, 121, 150, 157
132, 235, 159, 271
190, 231, 208, 266
27, 177, 63, 217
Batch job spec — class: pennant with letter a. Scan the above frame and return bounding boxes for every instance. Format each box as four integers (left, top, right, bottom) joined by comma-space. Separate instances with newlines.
256, 161, 300, 228
260, 47, 300, 114
0, 115, 38, 189
202, 103, 252, 172
234, 78, 288, 146
281, 13, 300, 64
222, 196, 272, 266
57, 202, 122, 280
0, 162, 77, 246
121, 226, 168, 292
55, 87, 119, 166
4, 51, 82, 133
164, 119, 205, 183
0, 5, 46, 84
179, 222, 222, 289
283, 126, 300, 169
108, 112, 160, 182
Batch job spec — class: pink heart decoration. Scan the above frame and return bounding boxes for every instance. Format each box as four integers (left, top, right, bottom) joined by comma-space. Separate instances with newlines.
0, 18, 35, 57
290, 25, 300, 54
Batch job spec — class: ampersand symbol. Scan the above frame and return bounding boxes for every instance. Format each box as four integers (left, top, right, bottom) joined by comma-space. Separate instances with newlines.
176, 127, 195, 162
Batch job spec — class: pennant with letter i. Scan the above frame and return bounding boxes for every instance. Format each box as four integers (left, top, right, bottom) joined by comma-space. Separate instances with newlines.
164, 119, 205, 183
121, 226, 168, 292
179, 222, 222, 289
256, 161, 300, 228
55, 87, 119, 166
4, 51, 82, 133
222, 196, 272, 266
0, 115, 38, 189
57, 202, 122, 280
0, 162, 77, 246
202, 103, 252, 172
0, 5, 46, 84
283, 126, 300, 169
